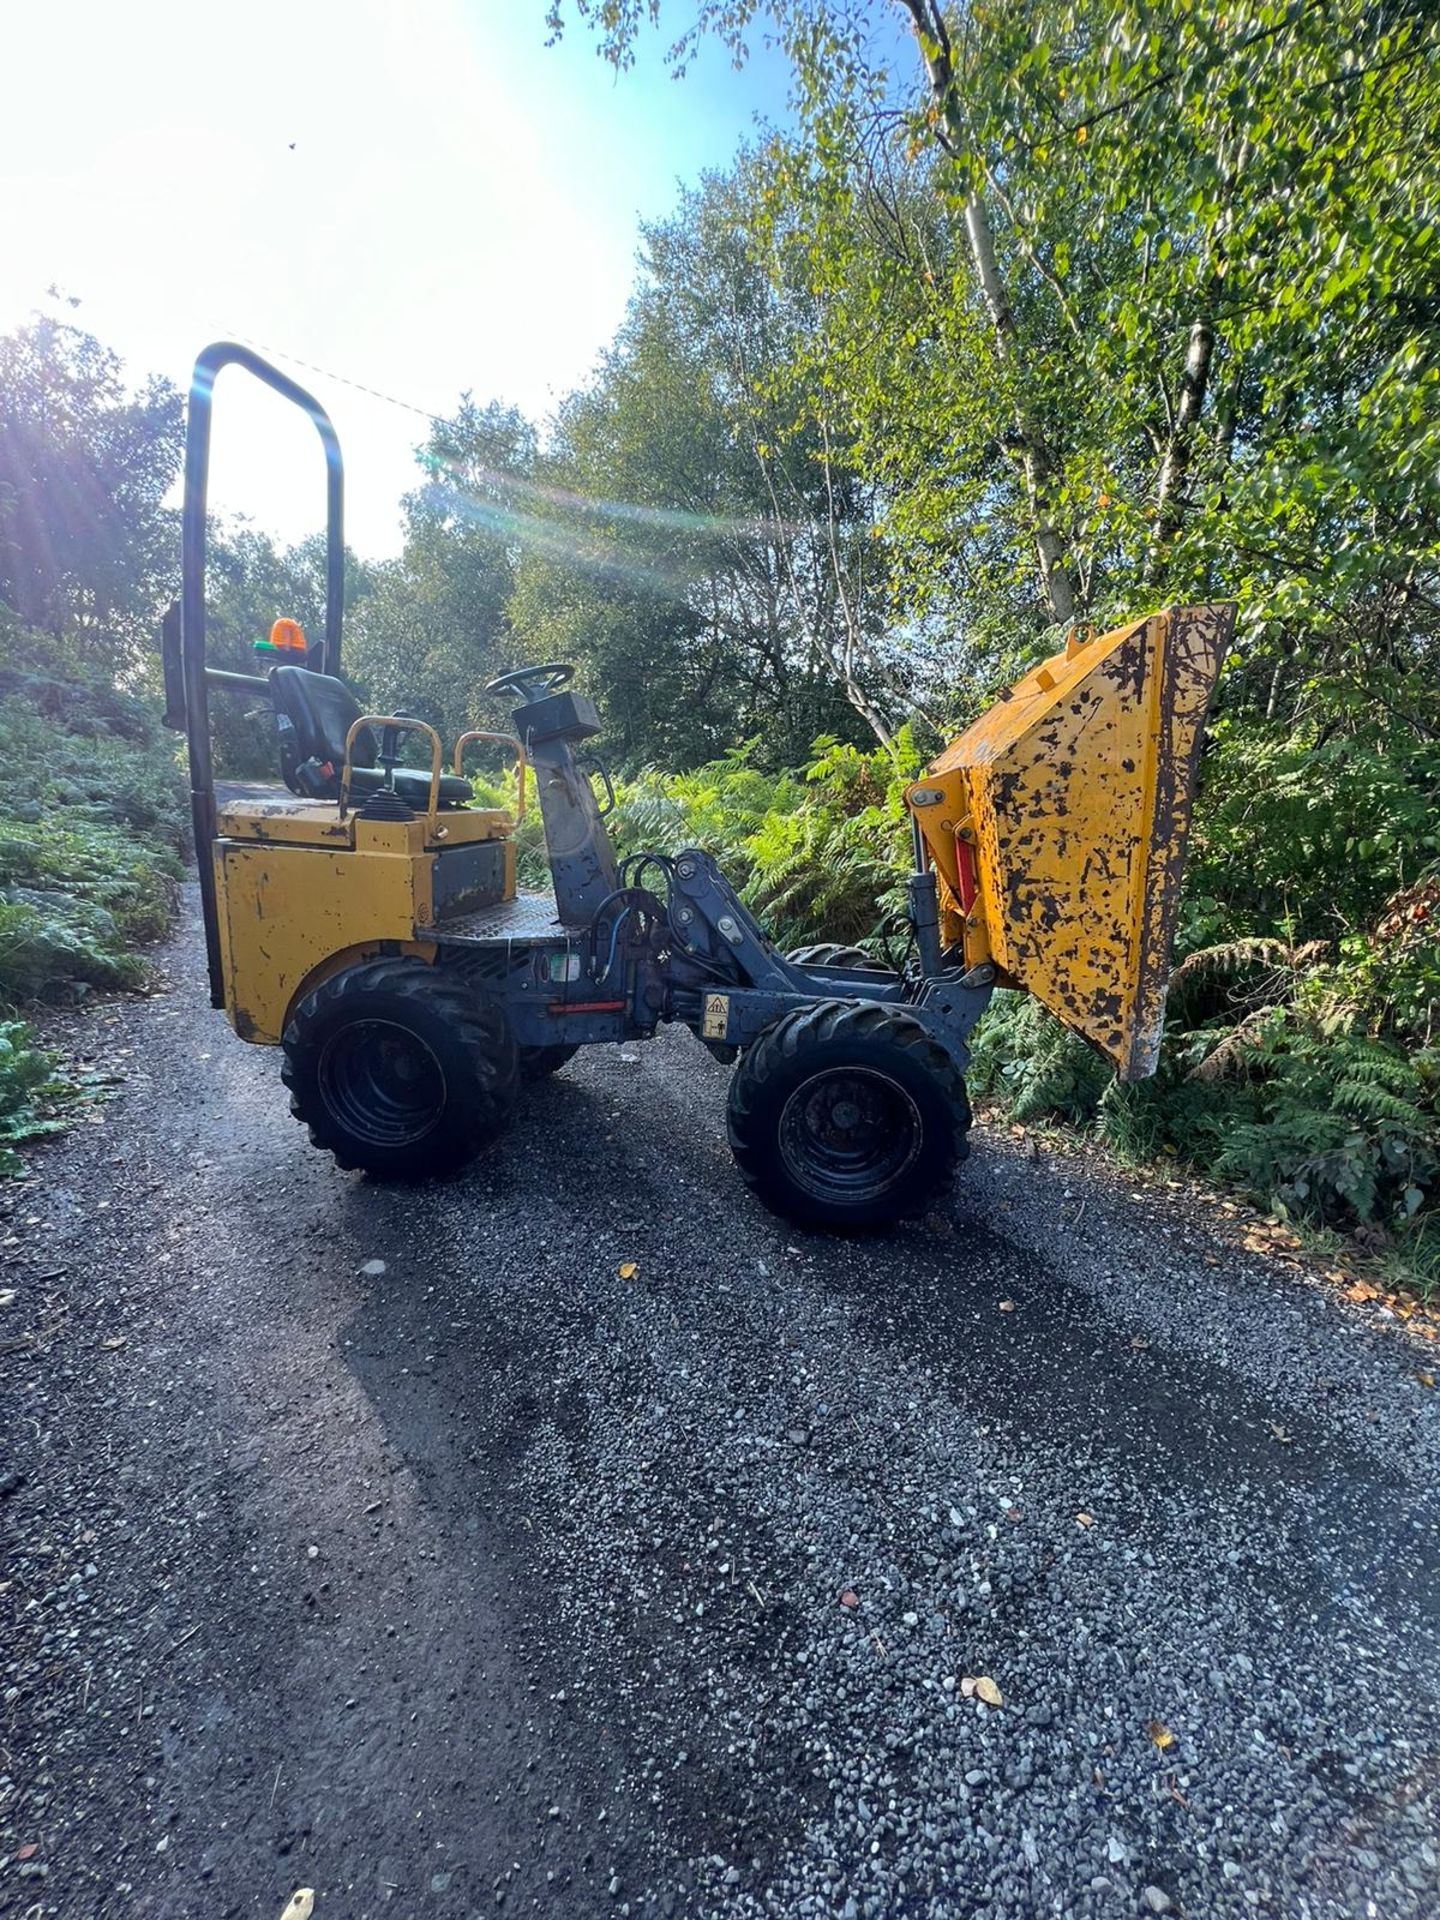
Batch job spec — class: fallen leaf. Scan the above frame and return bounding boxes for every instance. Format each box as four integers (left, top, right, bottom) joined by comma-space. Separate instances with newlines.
1418, 1371, 1435, 1389
998, 1299, 1016, 1313
1076, 1512, 1095, 1529
617, 1262, 638, 1280
278, 1894, 315, 1920
17, 1844, 38, 1861
839, 1589, 859, 1609
972, 1676, 1003, 1707
1147, 1720, 1176, 1751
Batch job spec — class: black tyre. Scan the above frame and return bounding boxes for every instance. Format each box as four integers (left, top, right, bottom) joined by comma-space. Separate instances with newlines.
519, 1042, 579, 1080
786, 941, 895, 975
727, 999, 970, 1229
281, 957, 518, 1177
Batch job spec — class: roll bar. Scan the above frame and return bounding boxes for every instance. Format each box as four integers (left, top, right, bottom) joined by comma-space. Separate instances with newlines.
171, 342, 346, 1007
454, 730, 528, 820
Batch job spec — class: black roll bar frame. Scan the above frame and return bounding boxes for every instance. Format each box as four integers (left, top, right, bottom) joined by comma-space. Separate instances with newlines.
175, 342, 345, 1007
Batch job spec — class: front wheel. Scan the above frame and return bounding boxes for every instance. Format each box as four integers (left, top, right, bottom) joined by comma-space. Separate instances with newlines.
281, 957, 518, 1177
726, 1000, 969, 1229
785, 941, 895, 975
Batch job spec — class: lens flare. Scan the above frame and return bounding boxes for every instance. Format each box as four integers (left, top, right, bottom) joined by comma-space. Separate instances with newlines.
417, 451, 805, 600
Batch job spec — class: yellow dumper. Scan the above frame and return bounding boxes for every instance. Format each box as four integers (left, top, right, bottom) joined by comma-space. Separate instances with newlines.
170, 342, 1229, 1228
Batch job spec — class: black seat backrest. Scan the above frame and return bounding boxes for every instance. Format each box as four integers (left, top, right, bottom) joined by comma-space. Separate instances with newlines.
270, 666, 376, 797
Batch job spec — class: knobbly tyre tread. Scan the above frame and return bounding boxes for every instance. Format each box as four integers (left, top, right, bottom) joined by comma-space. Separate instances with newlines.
785, 942, 895, 974
519, 1043, 580, 1080
726, 997, 970, 1228
280, 956, 519, 1177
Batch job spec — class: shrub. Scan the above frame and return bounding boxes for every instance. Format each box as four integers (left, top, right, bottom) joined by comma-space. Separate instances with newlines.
1205, 1014, 1436, 1233
968, 871, 1440, 1289
1190, 721, 1440, 938
611, 733, 922, 952
0, 624, 186, 1007
0, 1020, 78, 1175
967, 991, 1112, 1125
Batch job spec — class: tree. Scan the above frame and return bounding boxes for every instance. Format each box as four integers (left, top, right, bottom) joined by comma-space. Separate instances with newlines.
345, 400, 536, 748
509, 160, 939, 760
0, 320, 182, 664
204, 527, 373, 777
546, 1, 1440, 729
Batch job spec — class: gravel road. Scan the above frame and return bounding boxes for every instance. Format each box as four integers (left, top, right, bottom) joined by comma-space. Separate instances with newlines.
3, 894, 1438, 1920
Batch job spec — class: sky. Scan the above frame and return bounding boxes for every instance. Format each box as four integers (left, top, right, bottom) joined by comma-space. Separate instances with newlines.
0, 1, 797, 557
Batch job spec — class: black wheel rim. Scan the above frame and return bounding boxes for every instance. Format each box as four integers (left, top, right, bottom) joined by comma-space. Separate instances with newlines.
318, 1019, 446, 1149
778, 1067, 922, 1205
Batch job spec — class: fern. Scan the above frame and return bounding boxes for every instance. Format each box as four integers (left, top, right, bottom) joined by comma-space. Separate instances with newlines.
968, 993, 1113, 1125
0, 1020, 79, 1175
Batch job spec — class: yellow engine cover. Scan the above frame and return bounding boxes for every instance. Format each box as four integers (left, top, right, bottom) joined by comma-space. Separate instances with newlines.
911, 604, 1232, 1080
210, 785, 515, 1044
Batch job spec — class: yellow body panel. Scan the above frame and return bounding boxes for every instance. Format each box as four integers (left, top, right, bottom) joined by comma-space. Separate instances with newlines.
908, 604, 1232, 1079
211, 787, 516, 1044
214, 782, 511, 849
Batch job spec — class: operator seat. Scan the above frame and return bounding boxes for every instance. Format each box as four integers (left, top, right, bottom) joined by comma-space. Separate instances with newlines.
268, 665, 471, 807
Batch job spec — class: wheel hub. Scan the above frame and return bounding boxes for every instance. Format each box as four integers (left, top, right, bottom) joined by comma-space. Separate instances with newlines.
318, 1018, 447, 1149
778, 1067, 922, 1205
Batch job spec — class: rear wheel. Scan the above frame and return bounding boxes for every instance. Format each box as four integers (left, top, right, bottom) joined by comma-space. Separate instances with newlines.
786, 941, 895, 975
281, 957, 518, 1177
727, 999, 969, 1229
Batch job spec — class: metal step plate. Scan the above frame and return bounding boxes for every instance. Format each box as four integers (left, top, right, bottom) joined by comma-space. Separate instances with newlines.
434, 890, 567, 944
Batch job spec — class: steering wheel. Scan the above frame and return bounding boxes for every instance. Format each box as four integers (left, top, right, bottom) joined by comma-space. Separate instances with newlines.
484, 662, 574, 702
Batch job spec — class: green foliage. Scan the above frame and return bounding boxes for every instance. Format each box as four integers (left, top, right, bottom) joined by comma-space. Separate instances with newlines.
0, 1021, 78, 1177
1190, 721, 1440, 936
968, 887, 1440, 1286
1206, 1015, 1436, 1235
0, 320, 182, 665
0, 622, 184, 1005
612, 731, 921, 949
201, 528, 373, 779
501, 159, 943, 765
346, 400, 535, 747
968, 993, 1114, 1126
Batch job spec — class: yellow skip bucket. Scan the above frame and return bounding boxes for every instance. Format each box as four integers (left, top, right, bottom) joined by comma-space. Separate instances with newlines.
912, 604, 1234, 1080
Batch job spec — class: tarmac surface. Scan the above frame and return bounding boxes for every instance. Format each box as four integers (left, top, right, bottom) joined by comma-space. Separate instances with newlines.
2, 895, 1437, 1919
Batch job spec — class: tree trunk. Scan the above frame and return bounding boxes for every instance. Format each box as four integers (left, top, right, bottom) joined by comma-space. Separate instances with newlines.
1149, 315, 1217, 585
899, 0, 1079, 628
962, 195, 1077, 626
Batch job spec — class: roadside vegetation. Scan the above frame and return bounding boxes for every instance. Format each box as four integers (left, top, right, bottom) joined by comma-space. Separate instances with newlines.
0, 614, 189, 1164
2, 2, 1436, 1283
